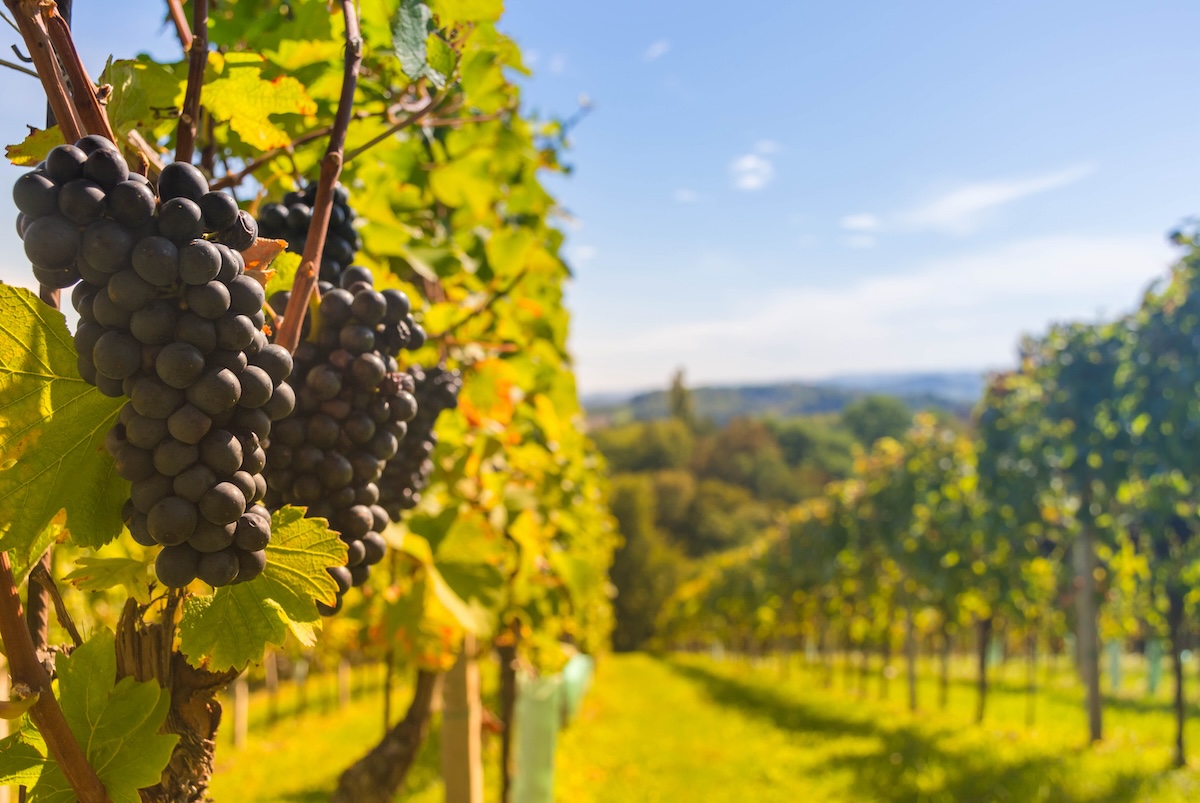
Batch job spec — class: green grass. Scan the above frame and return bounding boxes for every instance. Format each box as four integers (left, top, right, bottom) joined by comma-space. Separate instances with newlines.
211, 652, 1200, 801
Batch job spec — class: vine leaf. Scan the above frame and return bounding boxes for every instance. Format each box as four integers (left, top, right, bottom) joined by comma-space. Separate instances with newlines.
32, 630, 178, 803
101, 56, 189, 143
63, 555, 153, 605
0, 720, 47, 788
5, 125, 64, 166
178, 506, 347, 671
429, 0, 503, 23
262, 251, 303, 298
203, 53, 318, 149
393, 0, 447, 87
0, 285, 126, 556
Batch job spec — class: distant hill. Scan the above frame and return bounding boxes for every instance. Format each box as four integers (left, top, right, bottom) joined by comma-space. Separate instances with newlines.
584, 371, 985, 426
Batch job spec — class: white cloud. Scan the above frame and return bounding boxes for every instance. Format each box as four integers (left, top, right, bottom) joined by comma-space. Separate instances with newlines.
899, 165, 1095, 234
572, 235, 1174, 392
673, 189, 699, 203
549, 54, 567, 74
525, 50, 540, 68
754, 139, 780, 155
730, 153, 774, 191
643, 39, 670, 62
840, 213, 879, 232
844, 234, 876, 249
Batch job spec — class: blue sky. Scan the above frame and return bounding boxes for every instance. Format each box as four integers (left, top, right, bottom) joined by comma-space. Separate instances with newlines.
0, 2, 1197, 394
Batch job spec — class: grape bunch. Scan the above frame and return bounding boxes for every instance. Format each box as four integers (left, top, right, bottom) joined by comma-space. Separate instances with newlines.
256, 183, 360, 284
15, 136, 293, 588
379, 364, 463, 516
263, 265, 423, 614
378, 366, 462, 522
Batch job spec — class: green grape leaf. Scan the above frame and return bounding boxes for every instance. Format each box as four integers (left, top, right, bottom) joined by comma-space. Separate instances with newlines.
429, 0, 503, 22
263, 251, 303, 299
6, 125, 64, 166
393, 0, 447, 87
0, 285, 126, 556
101, 56, 188, 143
203, 53, 318, 150
178, 506, 346, 671
35, 629, 177, 803
63, 556, 154, 605
0, 720, 48, 788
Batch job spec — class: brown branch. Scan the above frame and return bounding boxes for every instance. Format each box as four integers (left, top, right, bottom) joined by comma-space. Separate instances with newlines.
0, 56, 38, 77
342, 91, 448, 163
42, 2, 115, 141
276, 0, 362, 354
126, 129, 165, 179
2, 0, 80, 142
433, 267, 531, 340
209, 123, 337, 190
165, 0, 192, 51
174, 0, 207, 164
0, 553, 109, 802
30, 560, 82, 649
24, 550, 50, 661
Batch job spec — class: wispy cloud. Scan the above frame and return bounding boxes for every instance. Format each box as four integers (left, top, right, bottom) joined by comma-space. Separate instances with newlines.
643, 39, 670, 62
840, 214, 879, 232
674, 189, 699, 203
525, 50, 540, 68
730, 153, 774, 191
549, 54, 567, 74
753, 139, 780, 155
899, 165, 1095, 234
573, 235, 1172, 391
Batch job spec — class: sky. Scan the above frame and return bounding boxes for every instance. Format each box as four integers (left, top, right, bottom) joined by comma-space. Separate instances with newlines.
0, 2, 1197, 395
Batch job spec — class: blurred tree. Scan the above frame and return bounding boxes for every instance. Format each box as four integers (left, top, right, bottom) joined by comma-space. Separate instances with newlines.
592, 418, 695, 473
607, 474, 686, 651
668, 368, 696, 430
841, 395, 913, 446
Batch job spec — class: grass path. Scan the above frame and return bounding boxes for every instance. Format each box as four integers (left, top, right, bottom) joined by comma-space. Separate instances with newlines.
211, 653, 1200, 801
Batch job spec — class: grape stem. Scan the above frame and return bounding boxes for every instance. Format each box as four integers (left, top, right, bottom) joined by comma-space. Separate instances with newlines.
42, 2, 117, 142
276, 0, 363, 354
174, 0, 208, 164
0, 56, 38, 77
165, 0, 193, 51
29, 560, 82, 649
341, 90, 450, 163
1, 0, 81, 141
0, 553, 111, 802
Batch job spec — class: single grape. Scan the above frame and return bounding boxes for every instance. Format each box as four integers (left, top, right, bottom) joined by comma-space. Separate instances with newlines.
24, 215, 79, 267
148, 496, 198, 546
13, 172, 59, 219
156, 543, 201, 587
109, 180, 156, 228
158, 161, 208, 204
200, 191, 239, 231
45, 144, 87, 184
57, 179, 107, 226
132, 236, 180, 286
179, 239, 222, 285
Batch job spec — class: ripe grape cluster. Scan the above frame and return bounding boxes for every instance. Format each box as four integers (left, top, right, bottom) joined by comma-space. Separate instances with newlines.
263, 265, 423, 614
379, 366, 462, 521
256, 183, 360, 284
15, 136, 293, 588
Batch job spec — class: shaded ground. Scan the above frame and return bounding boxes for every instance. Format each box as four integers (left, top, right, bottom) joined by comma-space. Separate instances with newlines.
213, 652, 1200, 801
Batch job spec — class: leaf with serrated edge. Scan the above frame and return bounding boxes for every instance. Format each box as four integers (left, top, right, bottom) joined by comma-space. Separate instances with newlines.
6, 125, 64, 166
35, 630, 177, 803
178, 506, 347, 671
0, 285, 126, 555
64, 556, 153, 605
203, 52, 318, 150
